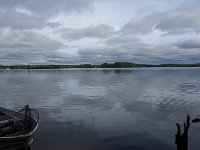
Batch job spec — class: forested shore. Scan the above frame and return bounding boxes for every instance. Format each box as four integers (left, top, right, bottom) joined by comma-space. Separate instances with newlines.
1, 62, 200, 69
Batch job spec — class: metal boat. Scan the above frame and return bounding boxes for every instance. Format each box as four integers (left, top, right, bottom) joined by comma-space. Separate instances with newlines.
0, 105, 39, 149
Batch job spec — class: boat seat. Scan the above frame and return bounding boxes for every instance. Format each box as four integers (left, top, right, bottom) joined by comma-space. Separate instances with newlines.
0, 120, 10, 128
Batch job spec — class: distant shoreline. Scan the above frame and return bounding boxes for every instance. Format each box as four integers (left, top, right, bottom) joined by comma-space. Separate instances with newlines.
1, 62, 200, 69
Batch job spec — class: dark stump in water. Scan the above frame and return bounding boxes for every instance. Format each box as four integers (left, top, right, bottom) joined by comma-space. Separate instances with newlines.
175, 115, 190, 150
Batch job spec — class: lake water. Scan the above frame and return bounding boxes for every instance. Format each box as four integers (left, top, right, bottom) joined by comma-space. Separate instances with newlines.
0, 68, 200, 150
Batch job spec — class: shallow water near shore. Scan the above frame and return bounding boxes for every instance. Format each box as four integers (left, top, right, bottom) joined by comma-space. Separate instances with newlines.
0, 68, 200, 150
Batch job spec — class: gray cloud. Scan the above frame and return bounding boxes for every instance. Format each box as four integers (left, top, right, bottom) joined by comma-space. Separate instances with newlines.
0, 31, 64, 65
0, 0, 200, 65
0, 0, 94, 16
0, 31, 62, 50
120, 2, 200, 36
175, 37, 200, 49
105, 35, 141, 46
120, 14, 159, 35
0, 0, 95, 30
61, 24, 115, 40
156, 10, 200, 34
78, 42, 200, 64
0, 10, 54, 29
161, 29, 194, 36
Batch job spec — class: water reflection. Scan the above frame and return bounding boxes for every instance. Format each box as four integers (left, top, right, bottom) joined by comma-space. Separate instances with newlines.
15, 145, 31, 150
0, 144, 31, 150
0, 68, 200, 150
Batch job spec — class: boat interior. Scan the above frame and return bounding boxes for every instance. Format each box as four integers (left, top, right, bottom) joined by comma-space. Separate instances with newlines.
0, 106, 39, 137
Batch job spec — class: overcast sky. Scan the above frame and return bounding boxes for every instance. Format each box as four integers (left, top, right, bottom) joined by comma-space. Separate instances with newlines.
0, 0, 200, 65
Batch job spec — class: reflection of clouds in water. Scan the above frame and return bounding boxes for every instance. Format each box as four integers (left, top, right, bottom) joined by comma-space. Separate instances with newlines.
35, 119, 173, 150
179, 83, 200, 94
40, 100, 175, 148
0, 71, 63, 109
135, 82, 200, 109
59, 79, 107, 98
108, 68, 200, 115
62, 96, 114, 110
1, 68, 200, 150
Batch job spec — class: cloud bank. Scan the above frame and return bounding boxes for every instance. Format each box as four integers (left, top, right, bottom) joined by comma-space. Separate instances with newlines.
0, 0, 200, 65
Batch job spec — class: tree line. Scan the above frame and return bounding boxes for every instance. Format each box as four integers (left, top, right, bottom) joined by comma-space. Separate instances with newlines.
1, 62, 200, 69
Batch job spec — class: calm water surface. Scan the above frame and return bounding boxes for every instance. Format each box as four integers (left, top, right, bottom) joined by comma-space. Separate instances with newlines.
0, 68, 200, 150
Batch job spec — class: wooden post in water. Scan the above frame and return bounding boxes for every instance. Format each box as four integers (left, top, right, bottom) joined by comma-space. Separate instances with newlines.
175, 115, 190, 150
